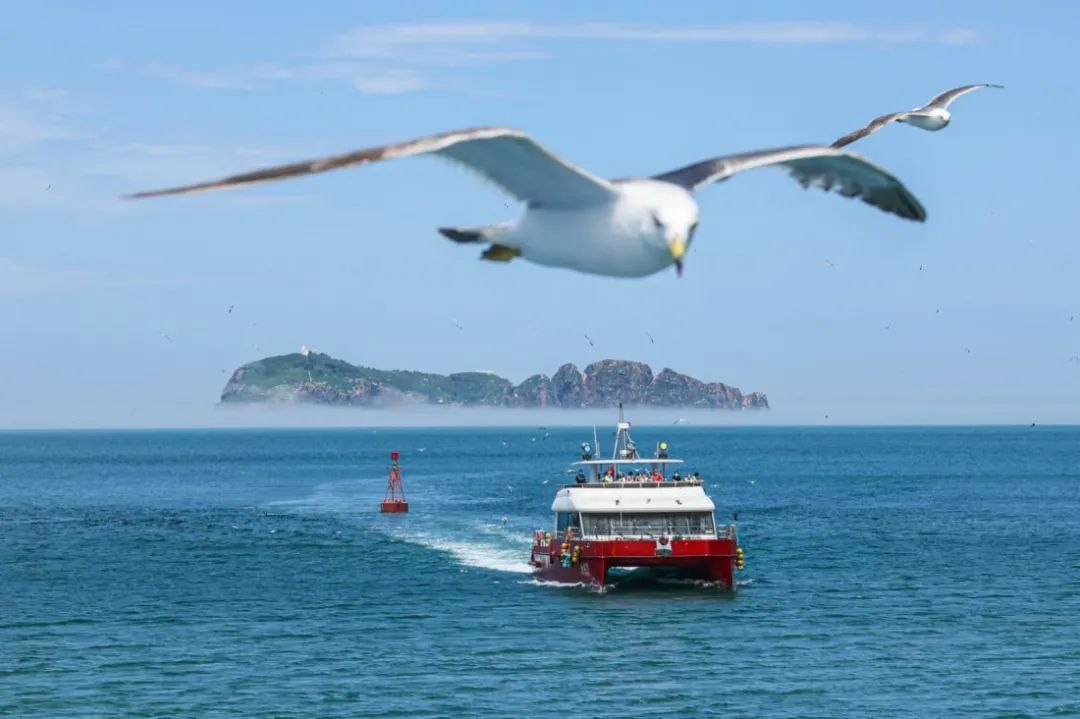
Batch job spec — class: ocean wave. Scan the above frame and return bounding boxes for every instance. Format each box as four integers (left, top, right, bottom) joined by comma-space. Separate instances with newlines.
516, 578, 590, 589
389, 531, 533, 574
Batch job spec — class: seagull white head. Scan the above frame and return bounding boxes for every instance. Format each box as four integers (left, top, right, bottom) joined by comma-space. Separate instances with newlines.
619, 180, 700, 276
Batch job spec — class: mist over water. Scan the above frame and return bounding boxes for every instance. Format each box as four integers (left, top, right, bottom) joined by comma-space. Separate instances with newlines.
5, 400, 1070, 430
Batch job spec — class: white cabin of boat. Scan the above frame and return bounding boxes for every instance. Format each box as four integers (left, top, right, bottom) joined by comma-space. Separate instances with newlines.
549, 403, 726, 541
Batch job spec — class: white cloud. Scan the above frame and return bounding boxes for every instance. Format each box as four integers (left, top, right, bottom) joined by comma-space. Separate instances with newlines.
0, 106, 75, 153
133, 60, 428, 95
251, 62, 427, 94
325, 19, 982, 59
128, 19, 980, 97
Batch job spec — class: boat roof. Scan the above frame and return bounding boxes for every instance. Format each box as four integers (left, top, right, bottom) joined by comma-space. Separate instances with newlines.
552, 484, 714, 513
573, 458, 684, 466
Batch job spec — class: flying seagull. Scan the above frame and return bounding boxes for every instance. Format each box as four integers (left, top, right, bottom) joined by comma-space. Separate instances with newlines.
584, 334, 594, 347
128, 126, 925, 278
832, 84, 1003, 148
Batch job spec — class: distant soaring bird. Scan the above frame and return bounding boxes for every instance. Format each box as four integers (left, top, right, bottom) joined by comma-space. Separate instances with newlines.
128, 127, 925, 278
832, 84, 1003, 148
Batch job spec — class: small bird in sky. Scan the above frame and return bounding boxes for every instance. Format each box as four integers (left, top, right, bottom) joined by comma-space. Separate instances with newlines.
584, 334, 594, 347
918, 264, 924, 271
825, 259, 834, 269
964, 347, 972, 354
159, 331, 171, 341
646, 331, 655, 344
227, 304, 234, 314
832, 84, 1003, 148
452, 319, 463, 331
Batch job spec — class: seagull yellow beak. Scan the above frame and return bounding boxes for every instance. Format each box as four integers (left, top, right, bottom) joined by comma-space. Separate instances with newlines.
668, 234, 687, 277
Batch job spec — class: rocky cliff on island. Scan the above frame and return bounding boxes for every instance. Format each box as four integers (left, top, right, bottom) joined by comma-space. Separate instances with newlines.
221, 352, 768, 410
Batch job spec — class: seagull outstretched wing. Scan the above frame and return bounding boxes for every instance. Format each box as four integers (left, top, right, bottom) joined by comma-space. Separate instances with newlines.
831, 112, 906, 148
653, 145, 925, 221
127, 127, 616, 207
926, 83, 1004, 109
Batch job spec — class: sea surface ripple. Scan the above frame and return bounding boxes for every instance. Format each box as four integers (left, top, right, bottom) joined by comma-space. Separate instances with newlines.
2, 426, 1079, 717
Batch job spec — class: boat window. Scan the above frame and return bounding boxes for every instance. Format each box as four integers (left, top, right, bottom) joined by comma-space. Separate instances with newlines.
556, 512, 582, 534
580, 512, 715, 538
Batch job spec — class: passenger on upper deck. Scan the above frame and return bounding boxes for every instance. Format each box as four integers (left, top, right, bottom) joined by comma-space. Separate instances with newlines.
652, 470, 663, 482
672, 470, 681, 482
575, 470, 587, 484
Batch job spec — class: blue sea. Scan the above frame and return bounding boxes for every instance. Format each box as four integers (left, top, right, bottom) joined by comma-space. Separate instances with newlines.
2, 426, 1079, 718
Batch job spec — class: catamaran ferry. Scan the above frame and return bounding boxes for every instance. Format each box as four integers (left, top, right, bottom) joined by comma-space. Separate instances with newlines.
530, 407, 743, 590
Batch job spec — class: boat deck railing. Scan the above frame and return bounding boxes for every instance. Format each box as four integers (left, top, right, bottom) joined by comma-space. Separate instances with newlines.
562, 479, 704, 489
568, 524, 738, 541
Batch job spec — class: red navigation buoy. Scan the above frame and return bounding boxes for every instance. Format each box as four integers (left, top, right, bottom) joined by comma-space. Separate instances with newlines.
380, 450, 409, 513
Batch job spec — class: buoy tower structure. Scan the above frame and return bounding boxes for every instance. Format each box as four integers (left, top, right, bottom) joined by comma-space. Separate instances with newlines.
380, 450, 409, 513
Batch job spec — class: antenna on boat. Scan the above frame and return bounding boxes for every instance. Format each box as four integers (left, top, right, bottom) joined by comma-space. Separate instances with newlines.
612, 401, 636, 461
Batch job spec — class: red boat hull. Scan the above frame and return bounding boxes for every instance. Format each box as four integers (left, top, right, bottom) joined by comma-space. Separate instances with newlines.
530, 537, 738, 590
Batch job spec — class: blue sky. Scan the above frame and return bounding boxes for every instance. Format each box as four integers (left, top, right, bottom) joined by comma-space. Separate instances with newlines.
2, 1, 1078, 427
